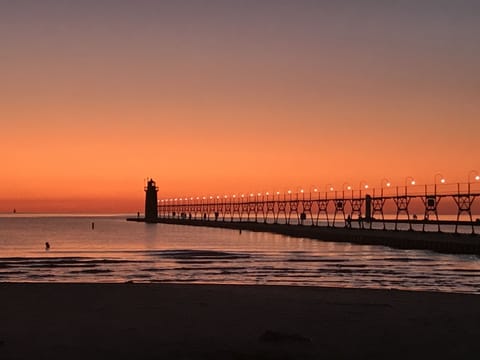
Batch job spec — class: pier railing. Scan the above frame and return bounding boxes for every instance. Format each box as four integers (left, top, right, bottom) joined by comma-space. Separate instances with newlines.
157, 183, 480, 234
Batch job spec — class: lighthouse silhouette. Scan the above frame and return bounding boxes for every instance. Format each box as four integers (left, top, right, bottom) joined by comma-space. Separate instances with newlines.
144, 179, 158, 223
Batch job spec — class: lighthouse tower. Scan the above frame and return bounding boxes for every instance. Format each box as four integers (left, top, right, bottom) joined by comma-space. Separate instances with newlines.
144, 179, 158, 223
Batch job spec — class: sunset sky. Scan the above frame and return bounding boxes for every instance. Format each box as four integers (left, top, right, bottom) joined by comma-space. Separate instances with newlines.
1, 0, 479, 212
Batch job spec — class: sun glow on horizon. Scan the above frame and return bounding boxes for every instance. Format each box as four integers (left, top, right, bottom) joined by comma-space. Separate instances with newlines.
1, 1, 479, 212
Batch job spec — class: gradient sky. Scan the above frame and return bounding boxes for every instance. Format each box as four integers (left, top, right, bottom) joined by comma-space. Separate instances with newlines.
1, 0, 479, 212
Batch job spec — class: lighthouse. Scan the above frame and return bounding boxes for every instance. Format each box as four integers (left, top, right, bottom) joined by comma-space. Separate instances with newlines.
144, 179, 158, 223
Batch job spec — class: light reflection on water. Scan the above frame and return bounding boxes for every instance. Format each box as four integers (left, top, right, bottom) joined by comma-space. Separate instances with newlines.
0, 215, 479, 294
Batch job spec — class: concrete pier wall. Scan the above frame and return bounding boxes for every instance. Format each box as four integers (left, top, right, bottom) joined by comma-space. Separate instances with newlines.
127, 217, 480, 256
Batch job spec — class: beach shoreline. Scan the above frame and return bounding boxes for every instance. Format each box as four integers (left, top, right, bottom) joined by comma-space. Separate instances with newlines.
1, 282, 478, 359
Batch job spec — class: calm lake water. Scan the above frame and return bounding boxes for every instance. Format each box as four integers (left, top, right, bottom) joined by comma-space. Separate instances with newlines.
0, 215, 479, 294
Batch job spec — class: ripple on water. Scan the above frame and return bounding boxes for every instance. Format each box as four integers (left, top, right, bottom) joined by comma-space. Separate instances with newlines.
150, 249, 251, 260
0, 245, 478, 294
286, 258, 350, 263
380, 257, 436, 262
69, 269, 113, 274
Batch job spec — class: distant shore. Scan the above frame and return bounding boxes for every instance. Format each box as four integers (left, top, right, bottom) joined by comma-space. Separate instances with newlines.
0, 283, 478, 359
127, 217, 480, 255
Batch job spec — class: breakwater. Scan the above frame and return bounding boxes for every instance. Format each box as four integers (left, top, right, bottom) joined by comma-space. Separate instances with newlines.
127, 217, 480, 256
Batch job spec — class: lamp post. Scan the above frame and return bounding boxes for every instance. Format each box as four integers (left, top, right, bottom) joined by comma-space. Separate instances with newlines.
359, 181, 369, 198
404, 176, 416, 195
195, 197, 199, 218
342, 183, 351, 199
258, 192, 263, 222
468, 170, 480, 194
468, 170, 479, 182
380, 178, 391, 197
434, 173, 446, 195
325, 184, 333, 199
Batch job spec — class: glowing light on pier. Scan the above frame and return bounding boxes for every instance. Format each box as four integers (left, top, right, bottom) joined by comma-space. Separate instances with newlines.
469, 170, 480, 183
156, 179, 480, 234
405, 176, 416, 186
435, 173, 446, 185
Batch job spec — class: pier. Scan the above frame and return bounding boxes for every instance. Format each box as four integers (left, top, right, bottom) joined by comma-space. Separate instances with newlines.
128, 179, 480, 255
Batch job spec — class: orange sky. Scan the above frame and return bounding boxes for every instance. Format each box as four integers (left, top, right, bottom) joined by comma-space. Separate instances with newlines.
1, 0, 479, 213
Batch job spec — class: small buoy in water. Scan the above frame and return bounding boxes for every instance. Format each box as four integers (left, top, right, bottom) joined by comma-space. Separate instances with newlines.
45, 242, 50, 251
91, 222, 95, 230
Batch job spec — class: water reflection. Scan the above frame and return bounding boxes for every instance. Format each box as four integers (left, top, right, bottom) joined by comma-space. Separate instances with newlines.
0, 216, 478, 293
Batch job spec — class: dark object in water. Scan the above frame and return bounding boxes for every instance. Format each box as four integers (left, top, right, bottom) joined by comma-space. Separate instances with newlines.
259, 330, 311, 344
45, 242, 50, 251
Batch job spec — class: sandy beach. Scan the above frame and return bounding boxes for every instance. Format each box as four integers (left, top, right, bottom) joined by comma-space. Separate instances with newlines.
0, 283, 478, 359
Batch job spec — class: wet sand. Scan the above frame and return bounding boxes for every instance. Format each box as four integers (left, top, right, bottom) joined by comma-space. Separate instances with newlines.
0, 283, 478, 359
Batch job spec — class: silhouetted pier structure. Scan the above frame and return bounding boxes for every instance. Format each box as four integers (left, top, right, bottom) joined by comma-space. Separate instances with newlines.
156, 184, 479, 235
132, 179, 480, 255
